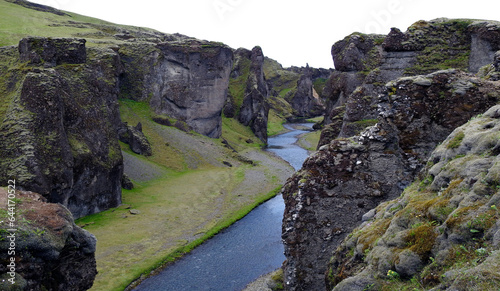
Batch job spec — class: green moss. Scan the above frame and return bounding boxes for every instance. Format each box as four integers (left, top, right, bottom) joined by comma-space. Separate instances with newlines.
313, 78, 327, 96
404, 223, 437, 257
228, 56, 252, 115
447, 131, 465, 149
358, 218, 392, 252
406, 46, 470, 75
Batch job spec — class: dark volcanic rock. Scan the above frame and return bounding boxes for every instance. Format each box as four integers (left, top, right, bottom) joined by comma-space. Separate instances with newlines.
118, 122, 152, 156
331, 33, 385, 72
119, 39, 233, 138
19, 37, 86, 67
237, 46, 270, 143
320, 19, 500, 147
326, 106, 500, 290
0, 189, 97, 290
290, 65, 325, 117
0, 41, 123, 219
282, 69, 500, 291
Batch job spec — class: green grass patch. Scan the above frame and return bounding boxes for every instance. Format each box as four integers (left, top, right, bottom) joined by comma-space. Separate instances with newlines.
77, 162, 286, 291
221, 116, 264, 150
447, 131, 465, 149
297, 130, 321, 151
267, 109, 287, 137
306, 116, 324, 123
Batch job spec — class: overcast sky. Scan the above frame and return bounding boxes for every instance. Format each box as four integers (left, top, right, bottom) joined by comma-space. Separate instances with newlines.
28, 0, 500, 68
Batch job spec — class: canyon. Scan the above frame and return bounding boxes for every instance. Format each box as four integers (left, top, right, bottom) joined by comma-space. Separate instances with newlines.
0, 1, 500, 290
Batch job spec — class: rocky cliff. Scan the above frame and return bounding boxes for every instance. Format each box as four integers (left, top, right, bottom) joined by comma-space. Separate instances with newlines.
327, 105, 500, 290
0, 188, 97, 290
319, 18, 500, 147
119, 38, 233, 138
290, 65, 325, 118
226, 46, 270, 143
282, 19, 500, 291
0, 38, 123, 219
0, 35, 235, 218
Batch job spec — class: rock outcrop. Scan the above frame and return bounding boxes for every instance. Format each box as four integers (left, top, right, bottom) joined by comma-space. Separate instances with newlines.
0, 189, 97, 290
319, 19, 500, 147
119, 39, 233, 138
327, 105, 500, 290
226, 46, 270, 143
118, 122, 152, 156
238, 46, 270, 143
282, 19, 500, 291
290, 65, 325, 117
18, 37, 86, 67
0, 38, 124, 219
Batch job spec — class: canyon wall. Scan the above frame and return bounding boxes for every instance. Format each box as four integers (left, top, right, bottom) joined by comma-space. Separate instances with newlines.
282, 19, 500, 291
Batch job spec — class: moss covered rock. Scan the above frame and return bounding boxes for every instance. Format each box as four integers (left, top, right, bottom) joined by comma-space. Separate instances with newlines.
0, 39, 123, 219
0, 189, 97, 290
326, 105, 500, 290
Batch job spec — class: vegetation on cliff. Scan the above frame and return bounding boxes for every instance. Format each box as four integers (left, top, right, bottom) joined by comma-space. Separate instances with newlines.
0, 1, 308, 290
327, 106, 500, 290
282, 18, 500, 291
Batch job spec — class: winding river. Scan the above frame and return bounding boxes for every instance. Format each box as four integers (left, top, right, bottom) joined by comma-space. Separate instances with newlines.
133, 123, 313, 291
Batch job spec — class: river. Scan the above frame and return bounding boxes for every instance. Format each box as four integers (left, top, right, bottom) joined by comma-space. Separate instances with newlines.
133, 123, 313, 291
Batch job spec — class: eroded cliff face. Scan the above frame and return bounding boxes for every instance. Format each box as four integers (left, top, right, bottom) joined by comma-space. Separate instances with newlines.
0, 38, 123, 219
327, 105, 500, 290
282, 18, 500, 291
290, 65, 325, 118
0, 189, 97, 290
320, 19, 500, 147
0, 36, 237, 218
226, 46, 270, 143
119, 39, 233, 138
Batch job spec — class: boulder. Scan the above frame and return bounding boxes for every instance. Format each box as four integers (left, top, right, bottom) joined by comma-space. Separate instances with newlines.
118, 122, 152, 156
0, 189, 97, 290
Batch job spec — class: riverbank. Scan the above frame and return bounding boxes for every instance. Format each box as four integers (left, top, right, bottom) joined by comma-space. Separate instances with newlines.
71, 100, 294, 291
77, 147, 293, 291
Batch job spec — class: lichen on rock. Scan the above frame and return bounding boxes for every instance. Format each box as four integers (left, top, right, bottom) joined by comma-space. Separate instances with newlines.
326, 105, 500, 290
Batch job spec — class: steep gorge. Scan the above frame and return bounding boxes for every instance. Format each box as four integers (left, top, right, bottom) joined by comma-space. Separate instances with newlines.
0, 1, 328, 289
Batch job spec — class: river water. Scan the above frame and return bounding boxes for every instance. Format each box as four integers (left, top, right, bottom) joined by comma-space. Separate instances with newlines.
133, 123, 313, 291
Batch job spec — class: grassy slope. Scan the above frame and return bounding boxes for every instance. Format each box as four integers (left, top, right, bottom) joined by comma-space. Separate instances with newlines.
0, 2, 293, 290
0, 0, 162, 47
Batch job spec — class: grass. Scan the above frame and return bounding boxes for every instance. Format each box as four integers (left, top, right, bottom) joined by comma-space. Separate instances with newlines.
79, 163, 287, 291
267, 109, 288, 137
297, 130, 321, 151
0, 0, 162, 47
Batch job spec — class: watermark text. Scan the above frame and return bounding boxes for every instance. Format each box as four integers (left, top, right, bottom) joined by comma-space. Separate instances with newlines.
5, 180, 17, 285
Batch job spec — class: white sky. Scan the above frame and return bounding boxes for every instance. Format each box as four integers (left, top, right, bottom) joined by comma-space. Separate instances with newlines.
27, 0, 500, 68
